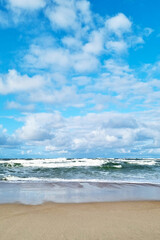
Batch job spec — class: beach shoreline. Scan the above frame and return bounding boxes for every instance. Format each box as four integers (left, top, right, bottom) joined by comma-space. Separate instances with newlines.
0, 201, 160, 240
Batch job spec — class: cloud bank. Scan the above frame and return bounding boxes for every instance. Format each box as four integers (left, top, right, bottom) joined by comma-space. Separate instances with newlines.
0, 0, 159, 158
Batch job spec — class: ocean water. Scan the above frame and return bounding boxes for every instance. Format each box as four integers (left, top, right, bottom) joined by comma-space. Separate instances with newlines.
0, 158, 160, 184
1, 158, 160, 203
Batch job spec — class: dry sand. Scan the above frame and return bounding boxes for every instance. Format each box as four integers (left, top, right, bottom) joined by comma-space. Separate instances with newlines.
0, 201, 160, 240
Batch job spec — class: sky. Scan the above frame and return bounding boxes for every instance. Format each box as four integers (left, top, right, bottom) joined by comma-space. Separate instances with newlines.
0, 0, 160, 158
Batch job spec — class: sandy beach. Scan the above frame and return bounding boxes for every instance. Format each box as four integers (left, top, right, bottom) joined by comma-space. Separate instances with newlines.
0, 201, 160, 240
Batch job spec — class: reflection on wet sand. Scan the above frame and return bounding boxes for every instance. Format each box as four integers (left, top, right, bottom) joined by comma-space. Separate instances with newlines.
0, 181, 160, 204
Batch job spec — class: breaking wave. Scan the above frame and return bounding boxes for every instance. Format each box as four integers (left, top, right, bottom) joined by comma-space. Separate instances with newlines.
0, 158, 160, 184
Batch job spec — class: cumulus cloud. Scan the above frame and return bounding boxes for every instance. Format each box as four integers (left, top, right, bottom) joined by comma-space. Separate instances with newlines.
104, 13, 145, 54
20, 55, 160, 112
16, 112, 64, 141
45, 0, 92, 31
83, 30, 104, 55
23, 8, 146, 75
106, 13, 132, 36
24, 44, 99, 73
45, 2, 77, 30
0, 0, 157, 157
0, 70, 44, 94
24, 45, 70, 70
14, 111, 160, 156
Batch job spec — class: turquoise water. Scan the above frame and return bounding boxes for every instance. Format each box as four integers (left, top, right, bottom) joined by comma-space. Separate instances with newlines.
0, 158, 160, 184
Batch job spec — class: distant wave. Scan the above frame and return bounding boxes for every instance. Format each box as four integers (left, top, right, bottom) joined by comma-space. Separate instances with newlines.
0, 158, 160, 184
0, 158, 159, 168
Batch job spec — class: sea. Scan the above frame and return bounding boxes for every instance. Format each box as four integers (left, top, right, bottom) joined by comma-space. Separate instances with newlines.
0, 158, 160, 204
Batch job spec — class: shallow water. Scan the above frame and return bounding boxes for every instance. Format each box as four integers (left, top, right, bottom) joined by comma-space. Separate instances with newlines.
0, 181, 160, 204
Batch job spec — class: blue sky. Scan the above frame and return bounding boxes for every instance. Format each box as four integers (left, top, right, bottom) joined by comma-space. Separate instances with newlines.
0, 0, 160, 158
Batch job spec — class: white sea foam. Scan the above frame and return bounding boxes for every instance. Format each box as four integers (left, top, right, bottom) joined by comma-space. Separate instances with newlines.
114, 165, 122, 168
121, 159, 157, 166
2, 176, 106, 182
0, 158, 159, 167
2, 175, 160, 185
0, 158, 106, 168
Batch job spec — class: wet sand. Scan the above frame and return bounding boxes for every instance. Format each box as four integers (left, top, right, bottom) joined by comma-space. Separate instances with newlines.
0, 201, 160, 240
1, 182, 160, 204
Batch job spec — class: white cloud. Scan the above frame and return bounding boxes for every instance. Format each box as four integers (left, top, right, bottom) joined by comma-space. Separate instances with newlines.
21, 54, 160, 111
106, 13, 132, 36
15, 111, 160, 155
24, 44, 99, 73
0, 0, 158, 157
24, 45, 70, 70
28, 86, 85, 107
83, 58, 160, 111
46, 4, 76, 30
23, 8, 146, 76
128, 35, 144, 47
83, 30, 104, 55
8, 0, 46, 10
17, 112, 64, 141
106, 40, 127, 54
104, 59, 132, 75
142, 61, 160, 76
73, 52, 99, 72
76, 0, 92, 24
45, 0, 92, 31
0, 70, 44, 94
